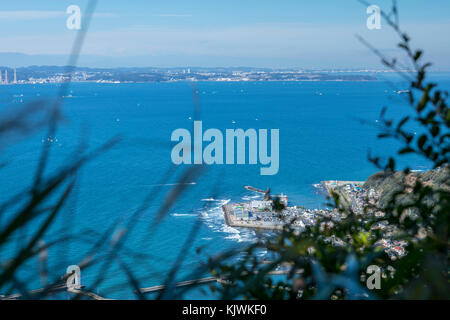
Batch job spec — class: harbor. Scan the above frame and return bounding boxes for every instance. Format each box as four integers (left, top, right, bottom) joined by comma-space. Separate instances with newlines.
222, 185, 333, 231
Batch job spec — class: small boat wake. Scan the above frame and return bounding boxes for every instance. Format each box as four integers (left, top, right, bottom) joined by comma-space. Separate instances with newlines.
171, 213, 198, 217
200, 198, 229, 203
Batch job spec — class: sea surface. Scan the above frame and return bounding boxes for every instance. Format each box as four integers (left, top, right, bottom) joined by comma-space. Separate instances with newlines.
1, 74, 449, 299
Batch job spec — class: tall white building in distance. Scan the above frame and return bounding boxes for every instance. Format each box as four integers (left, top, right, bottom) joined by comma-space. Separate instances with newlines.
0, 69, 16, 84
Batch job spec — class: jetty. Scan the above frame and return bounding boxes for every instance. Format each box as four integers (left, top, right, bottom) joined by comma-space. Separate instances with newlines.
223, 186, 336, 231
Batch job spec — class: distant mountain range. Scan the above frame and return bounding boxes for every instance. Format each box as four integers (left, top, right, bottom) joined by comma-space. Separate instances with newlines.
0, 52, 389, 71
0, 52, 179, 68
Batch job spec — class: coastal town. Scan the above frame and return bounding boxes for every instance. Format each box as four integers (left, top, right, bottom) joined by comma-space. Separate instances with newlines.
0, 66, 378, 85
223, 183, 407, 259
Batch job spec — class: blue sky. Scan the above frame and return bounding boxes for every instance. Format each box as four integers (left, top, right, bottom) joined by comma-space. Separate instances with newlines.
0, 0, 449, 68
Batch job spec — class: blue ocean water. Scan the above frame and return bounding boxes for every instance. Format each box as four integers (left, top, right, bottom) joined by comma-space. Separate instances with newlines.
0, 75, 448, 299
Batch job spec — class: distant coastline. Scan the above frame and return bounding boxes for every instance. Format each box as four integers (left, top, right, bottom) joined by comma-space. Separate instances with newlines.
0, 65, 378, 85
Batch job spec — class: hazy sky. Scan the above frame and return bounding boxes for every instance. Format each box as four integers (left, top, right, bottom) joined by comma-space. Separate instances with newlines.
1, 0, 449, 68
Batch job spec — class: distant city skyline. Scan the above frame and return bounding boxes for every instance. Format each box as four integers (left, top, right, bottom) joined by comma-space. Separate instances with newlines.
0, 0, 450, 69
